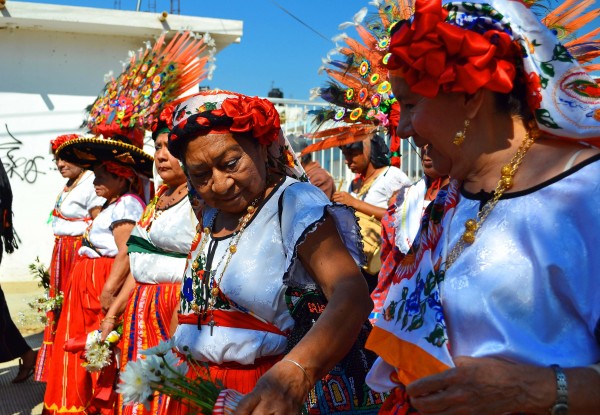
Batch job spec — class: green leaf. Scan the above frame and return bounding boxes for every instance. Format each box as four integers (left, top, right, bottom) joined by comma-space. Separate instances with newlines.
396, 301, 406, 324
552, 44, 573, 63
401, 286, 409, 301
407, 313, 424, 331
541, 62, 555, 77
402, 311, 409, 330
424, 325, 447, 347
535, 109, 562, 129
424, 272, 436, 296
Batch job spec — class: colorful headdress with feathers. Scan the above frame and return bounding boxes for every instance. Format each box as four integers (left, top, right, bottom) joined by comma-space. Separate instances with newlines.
86, 31, 215, 147
305, 1, 415, 167
386, 0, 600, 143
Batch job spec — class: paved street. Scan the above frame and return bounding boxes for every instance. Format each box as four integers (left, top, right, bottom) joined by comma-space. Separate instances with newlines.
1, 281, 46, 415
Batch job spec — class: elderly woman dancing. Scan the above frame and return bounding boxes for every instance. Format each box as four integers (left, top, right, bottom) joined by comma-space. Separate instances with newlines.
166, 90, 383, 414
365, 0, 600, 414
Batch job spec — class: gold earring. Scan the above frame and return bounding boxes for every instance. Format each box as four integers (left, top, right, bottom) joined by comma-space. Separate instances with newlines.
453, 119, 470, 146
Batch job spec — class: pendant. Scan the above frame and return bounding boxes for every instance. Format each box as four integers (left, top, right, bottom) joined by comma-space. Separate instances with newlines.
211, 287, 219, 296
208, 318, 216, 336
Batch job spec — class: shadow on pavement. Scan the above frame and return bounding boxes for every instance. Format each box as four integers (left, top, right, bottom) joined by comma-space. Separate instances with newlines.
0, 331, 45, 415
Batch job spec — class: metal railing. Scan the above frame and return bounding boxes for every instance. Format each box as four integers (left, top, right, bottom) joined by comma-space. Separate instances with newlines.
264, 97, 423, 186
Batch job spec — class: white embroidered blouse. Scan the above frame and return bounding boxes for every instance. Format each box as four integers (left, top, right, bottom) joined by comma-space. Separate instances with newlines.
173, 177, 363, 364
78, 194, 145, 259
52, 170, 105, 236
128, 195, 198, 284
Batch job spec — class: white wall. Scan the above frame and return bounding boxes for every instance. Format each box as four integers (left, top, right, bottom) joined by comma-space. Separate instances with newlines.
0, 26, 227, 280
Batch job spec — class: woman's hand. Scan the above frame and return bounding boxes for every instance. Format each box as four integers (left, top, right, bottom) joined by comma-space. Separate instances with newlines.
406, 356, 554, 415
99, 318, 117, 342
332, 191, 357, 208
234, 360, 311, 415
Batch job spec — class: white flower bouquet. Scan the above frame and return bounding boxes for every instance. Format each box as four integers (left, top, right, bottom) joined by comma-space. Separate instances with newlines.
64, 327, 122, 373
118, 339, 244, 414
83, 328, 122, 372
27, 257, 63, 323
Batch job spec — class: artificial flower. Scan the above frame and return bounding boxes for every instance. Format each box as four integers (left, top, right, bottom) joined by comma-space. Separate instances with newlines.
219, 96, 281, 145
386, 0, 517, 97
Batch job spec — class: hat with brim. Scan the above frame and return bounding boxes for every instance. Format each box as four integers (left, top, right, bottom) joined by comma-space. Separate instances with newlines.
55, 136, 154, 178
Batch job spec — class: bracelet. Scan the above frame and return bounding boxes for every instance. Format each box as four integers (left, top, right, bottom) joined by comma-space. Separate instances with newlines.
549, 364, 568, 415
281, 358, 311, 386
590, 363, 600, 377
101, 315, 119, 323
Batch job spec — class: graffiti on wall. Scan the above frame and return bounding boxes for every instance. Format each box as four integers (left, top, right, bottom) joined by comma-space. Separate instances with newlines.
1, 124, 46, 184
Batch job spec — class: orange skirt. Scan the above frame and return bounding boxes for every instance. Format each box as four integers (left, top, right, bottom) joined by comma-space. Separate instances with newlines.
43, 256, 116, 415
35, 235, 82, 382
118, 282, 180, 415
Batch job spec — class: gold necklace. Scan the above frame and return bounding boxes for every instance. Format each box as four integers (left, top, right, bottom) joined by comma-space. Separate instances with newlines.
445, 129, 539, 269
189, 194, 262, 335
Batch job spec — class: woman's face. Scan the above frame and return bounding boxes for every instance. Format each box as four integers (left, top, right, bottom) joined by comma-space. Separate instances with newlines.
341, 142, 370, 175
154, 133, 187, 187
183, 133, 268, 214
420, 145, 448, 180
93, 164, 127, 200
391, 74, 465, 176
55, 157, 83, 180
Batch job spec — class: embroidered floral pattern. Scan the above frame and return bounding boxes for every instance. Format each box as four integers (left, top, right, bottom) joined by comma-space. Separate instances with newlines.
383, 263, 448, 347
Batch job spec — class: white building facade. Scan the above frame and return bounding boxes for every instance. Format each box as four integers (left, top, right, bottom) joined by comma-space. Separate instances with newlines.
0, 1, 242, 280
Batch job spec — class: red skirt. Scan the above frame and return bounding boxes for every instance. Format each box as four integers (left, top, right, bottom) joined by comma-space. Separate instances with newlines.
167, 355, 281, 415
35, 235, 82, 382
118, 282, 180, 415
43, 256, 116, 415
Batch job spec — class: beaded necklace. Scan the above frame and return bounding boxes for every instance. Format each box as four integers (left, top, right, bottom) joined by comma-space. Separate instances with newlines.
189, 193, 263, 335
55, 170, 85, 210
445, 128, 538, 269
153, 182, 187, 220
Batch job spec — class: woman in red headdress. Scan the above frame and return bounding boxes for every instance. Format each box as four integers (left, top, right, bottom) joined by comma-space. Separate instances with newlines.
43, 136, 150, 415
33, 134, 106, 383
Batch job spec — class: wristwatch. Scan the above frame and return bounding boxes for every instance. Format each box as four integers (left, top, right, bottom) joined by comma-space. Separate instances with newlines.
550, 364, 568, 415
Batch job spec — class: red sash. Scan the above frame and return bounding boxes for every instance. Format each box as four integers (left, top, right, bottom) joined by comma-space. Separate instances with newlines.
178, 310, 288, 337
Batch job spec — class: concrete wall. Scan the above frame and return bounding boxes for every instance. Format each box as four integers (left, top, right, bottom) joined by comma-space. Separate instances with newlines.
0, 3, 242, 280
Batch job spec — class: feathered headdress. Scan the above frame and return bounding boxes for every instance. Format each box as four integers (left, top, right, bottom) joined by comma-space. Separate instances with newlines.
306, 0, 600, 160
86, 31, 215, 147
305, 1, 414, 167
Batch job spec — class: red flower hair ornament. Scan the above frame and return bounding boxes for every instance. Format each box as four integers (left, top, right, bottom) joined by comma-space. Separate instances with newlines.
51, 134, 81, 154
215, 96, 281, 145
386, 0, 517, 98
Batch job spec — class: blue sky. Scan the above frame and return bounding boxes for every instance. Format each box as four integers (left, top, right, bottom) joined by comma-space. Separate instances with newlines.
16, 0, 600, 101
20, 0, 369, 100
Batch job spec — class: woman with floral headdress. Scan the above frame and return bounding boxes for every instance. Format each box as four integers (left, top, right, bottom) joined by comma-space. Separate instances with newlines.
365, 0, 600, 413
162, 90, 383, 414
100, 110, 198, 415
34, 134, 106, 383
43, 135, 149, 415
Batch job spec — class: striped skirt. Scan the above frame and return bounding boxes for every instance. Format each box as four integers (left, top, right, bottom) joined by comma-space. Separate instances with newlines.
35, 234, 82, 382
118, 282, 180, 415
43, 256, 115, 415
